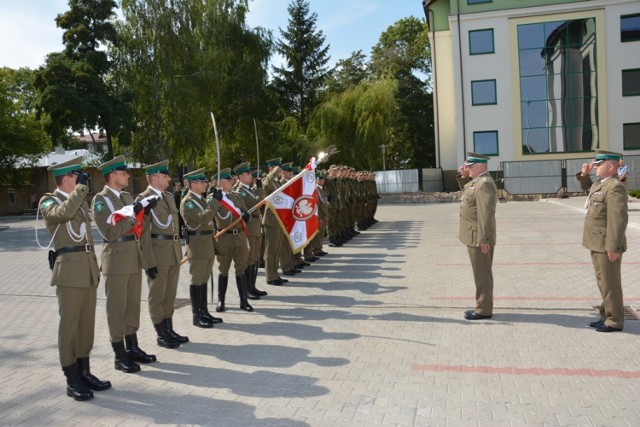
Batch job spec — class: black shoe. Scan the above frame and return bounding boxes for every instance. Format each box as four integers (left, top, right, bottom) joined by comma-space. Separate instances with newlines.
588, 320, 605, 328
315, 251, 328, 256
63, 364, 94, 401
126, 334, 161, 360
247, 291, 261, 300
276, 276, 289, 283
282, 270, 297, 276
164, 318, 189, 343
152, 324, 180, 349
299, 261, 311, 267
267, 279, 284, 286
76, 357, 111, 392
304, 257, 318, 262
596, 325, 622, 333
253, 287, 268, 296
111, 341, 141, 373
464, 311, 492, 320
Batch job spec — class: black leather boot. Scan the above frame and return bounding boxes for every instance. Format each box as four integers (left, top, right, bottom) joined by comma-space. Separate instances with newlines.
111, 340, 141, 373
236, 275, 254, 312
245, 266, 261, 300
153, 323, 180, 349
201, 284, 223, 323
216, 276, 228, 312
76, 357, 111, 391
62, 363, 94, 401
190, 285, 214, 328
164, 318, 189, 343
125, 333, 158, 362
251, 263, 267, 296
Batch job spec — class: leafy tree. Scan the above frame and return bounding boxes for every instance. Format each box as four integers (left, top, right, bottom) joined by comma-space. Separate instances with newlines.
326, 50, 370, 94
35, 0, 130, 159
271, 0, 331, 129
0, 68, 50, 185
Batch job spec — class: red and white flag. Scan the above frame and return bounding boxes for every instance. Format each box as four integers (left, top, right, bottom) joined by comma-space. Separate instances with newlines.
107, 195, 158, 238
268, 162, 319, 253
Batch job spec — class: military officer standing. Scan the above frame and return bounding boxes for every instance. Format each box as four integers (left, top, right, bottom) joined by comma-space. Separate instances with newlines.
304, 170, 329, 260
233, 162, 267, 299
137, 161, 187, 348
93, 155, 156, 373
262, 157, 288, 286
458, 152, 497, 320
209, 168, 254, 311
39, 157, 110, 401
577, 150, 628, 332
180, 168, 223, 328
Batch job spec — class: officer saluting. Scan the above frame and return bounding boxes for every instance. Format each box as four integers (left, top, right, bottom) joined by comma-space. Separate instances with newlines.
137, 160, 187, 348
93, 155, 156, 374
39, 157, 110, 401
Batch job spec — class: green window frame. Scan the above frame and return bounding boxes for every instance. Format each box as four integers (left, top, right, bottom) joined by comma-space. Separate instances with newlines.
471, 79, 497, 105
623, 123, 640, 150
469, 29, 495, 55
473, 131, 499, 156
621, 13, 640, 42
622, 69, 640, 96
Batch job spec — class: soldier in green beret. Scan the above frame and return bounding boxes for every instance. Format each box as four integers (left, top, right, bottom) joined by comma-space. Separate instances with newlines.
262, 157, 288, 286
180, 168, 223, 328
39, 157, 110, 401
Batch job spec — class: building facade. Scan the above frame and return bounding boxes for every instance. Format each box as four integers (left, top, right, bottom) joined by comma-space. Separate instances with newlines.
423, 0, 640, 189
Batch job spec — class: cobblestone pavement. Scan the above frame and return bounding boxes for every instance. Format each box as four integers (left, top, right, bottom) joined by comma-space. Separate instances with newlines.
0, 197, 639, 427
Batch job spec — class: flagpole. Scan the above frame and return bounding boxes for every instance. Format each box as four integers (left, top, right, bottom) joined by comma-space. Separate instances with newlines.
253, 119, 260, 176
210, 112, 221, 303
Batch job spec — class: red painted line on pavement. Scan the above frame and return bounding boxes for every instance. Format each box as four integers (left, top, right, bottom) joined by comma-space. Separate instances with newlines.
412, 364, 640, 378
431, 296, 640, 301
436, 262, 640, 266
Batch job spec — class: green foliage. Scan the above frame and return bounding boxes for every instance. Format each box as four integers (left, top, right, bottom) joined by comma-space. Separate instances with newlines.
629, 190, 640, 199
0, 68, 50, 185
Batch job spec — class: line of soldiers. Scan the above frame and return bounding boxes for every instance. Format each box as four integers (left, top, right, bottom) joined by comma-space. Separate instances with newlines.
39, 154, 379, 402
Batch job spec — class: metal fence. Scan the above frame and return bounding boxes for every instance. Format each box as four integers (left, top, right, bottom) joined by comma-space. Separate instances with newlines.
375, 168, 444, 194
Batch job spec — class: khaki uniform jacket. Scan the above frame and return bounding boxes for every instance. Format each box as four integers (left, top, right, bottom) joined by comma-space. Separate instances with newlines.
459, 173, 497, 247
316, 185, 329, 221
210, 192, 249, 243
92, 186, 142, 275
40, 184, 100, 287
180, 191, 216, 259
137, 187, 182, 269
233, 183, 264, 237
582, 177, 628, 253
262, 169, 283, 227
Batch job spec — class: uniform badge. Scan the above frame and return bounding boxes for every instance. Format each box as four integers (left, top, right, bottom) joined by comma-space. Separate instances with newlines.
186, 201, 195, 209
94, 200, 105, 213
482, 177, 487, 182
240, 190, 247, 197
41, 199, 54, 209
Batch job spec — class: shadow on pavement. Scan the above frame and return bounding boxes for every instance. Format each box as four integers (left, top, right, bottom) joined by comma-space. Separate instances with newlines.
223, 321, 360, 341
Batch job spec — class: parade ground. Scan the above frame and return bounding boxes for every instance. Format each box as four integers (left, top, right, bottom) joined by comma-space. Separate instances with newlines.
1, 197, 639, 427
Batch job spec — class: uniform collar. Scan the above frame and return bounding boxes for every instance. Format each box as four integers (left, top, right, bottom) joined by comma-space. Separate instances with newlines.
106, 185, 121, 198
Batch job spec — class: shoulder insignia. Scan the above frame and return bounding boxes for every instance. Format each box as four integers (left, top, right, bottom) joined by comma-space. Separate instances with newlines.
185, 201, 195, 210
482, 177, 487, 182
240, 190, 248, 197
41, 198, 55, 209
94, 200, 105, 213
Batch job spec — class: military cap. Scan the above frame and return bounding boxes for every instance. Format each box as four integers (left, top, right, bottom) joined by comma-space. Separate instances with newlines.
145, 159, 170, 175
316, 170, 326, 179
266, 157, 282, 167
48, 156, 84, 177
98, 154, 128, 175
292, 166, 301, 174
281, 162, 293, 171
233, 162, 251, 175
251, 169, 265, 178
594, 149, 622, 164
464, 152, 490, 165
183, 168, 208, 182
217, 167, 233, 180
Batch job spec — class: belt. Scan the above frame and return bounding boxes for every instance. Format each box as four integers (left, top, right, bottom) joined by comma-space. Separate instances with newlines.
221, 229, 241, 236
151, 234, 180, 241
55, 244, 93, 255
187, 230, 213, 236
104, 235, 138, 243
251, 213, 262, 219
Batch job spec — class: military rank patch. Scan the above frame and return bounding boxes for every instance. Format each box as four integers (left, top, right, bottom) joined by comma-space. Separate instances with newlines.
240, 190, 247, 197
41, 199, 54, 209
185, 201, 195, 210
94, 200, 105, 213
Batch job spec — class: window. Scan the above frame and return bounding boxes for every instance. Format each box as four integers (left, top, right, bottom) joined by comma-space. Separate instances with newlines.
622, 69, 640, 96
473, 131, 499, 155
468, 0, 491, 4
8, 188, 16, 205
517, 18, 598, 154
471, 80, 497, 105
623, 123, 640, 150
469, 29, 494, 55
621, 13, 640, 42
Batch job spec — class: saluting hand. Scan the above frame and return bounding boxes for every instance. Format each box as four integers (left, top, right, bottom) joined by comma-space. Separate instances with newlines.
581, 162, 593, 176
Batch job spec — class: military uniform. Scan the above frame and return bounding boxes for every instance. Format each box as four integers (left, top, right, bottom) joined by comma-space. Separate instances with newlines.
180, 168, 222, 328
93, 155, 155, 373
233, 162, 267, 299
459, 153, 497, 319
305, 171, 329, 259
137, 160, 187, 349
39, 157, 110, 401
262, 158, 287, 285
581, 150, 628, 332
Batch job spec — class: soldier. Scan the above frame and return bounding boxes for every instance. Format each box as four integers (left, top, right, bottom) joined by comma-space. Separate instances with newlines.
93, 155, 156, 373
304, 170, 328, 261
209, 167, 254, 311
458, 152, 497, 321
262, 157, 288, 286
180, 168, 223, 328
278, 162, 302, 276
137, 161, 187, 349
39, 157, 110, 401
233, 162, 267, 299
577, 150, 628, 332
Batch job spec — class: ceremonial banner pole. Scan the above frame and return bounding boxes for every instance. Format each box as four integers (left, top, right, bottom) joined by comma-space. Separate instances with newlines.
253, 119, 260, 176
209, 112, 222, 302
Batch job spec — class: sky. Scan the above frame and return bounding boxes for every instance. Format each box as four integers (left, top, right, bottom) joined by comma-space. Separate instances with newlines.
0, 0, 426, 70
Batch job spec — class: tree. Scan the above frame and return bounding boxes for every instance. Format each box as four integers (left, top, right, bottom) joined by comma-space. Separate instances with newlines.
35, 0, 130, 159
0, 68, 50, 185
326, 50, 370, 94
271, 0, 331, 129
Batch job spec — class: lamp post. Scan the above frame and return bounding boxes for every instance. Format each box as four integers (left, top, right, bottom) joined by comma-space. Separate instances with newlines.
379, 144, 386, 171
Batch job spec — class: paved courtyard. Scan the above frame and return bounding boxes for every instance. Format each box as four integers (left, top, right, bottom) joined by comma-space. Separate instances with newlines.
0, 197, 639, 426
